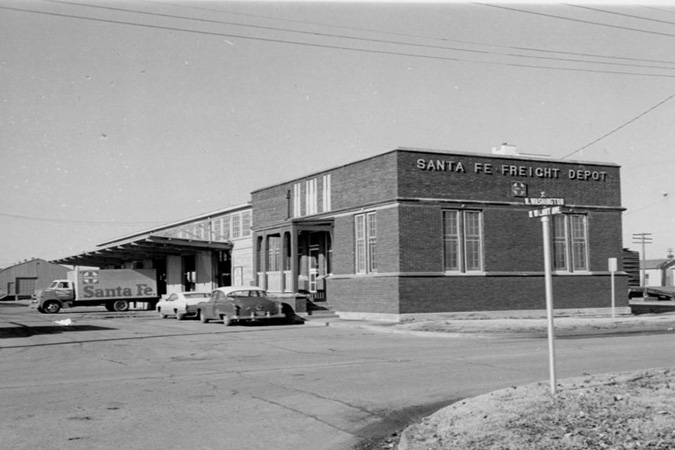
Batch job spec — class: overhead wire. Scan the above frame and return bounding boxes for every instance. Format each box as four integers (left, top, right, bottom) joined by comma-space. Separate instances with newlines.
29, 0, 675, 72
566, 4, 675, 27
0, 212, 164, 226
561, 91, 675, 159
2, 2, 675, 79
477, 3, 675, 39
143, 0, 675, 67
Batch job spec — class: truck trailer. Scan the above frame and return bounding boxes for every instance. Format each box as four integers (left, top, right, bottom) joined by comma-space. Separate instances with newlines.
30, 268, 160, 314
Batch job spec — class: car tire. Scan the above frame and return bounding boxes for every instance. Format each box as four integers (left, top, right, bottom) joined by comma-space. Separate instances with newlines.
112, 300, 130, 312
199, 310, 209, 323
176, 312, 186, 321
222, 315, 232, 326
282, 303, 296, 324
43, 301, 61, 314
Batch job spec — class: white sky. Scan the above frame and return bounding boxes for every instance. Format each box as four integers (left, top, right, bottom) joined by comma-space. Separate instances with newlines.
1, 0, 674, 267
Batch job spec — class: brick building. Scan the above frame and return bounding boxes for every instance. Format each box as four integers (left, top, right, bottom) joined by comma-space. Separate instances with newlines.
252, 146, 626, 320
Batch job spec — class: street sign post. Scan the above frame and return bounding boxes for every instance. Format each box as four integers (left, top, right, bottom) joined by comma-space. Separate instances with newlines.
609, 258, 618, 319
527, 198, 565, 395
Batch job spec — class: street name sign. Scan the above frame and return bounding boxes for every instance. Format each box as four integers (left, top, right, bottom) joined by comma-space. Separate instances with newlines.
528, 206, 563, 218
524, 197, 565, 206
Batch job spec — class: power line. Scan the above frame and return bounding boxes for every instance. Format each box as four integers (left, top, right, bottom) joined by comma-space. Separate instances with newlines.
566, 4, 675, 27
0, 212, 163, 226
3, 4, 675, 79
479, 3, 675, 39
145, 0, 675, 67
561, 91, 675, 159
34, 0, 675, 73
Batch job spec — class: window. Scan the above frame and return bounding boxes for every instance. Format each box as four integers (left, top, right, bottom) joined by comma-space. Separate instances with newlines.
231, 213, 241, 238
322, 174, 332, 212
442, 210, 483, 272
267, 235, 282, 271
213, 218, 222, 241
306, 178, 317, 215
552, 214, 589, 272
242, 211, 251, 236
293, 183, 302, 217
223, 215, 231, 240
355, 212, 377, 273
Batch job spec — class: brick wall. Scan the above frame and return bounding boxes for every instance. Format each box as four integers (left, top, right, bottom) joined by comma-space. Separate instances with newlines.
396, 150, 621, 207
397, 274, 629, 313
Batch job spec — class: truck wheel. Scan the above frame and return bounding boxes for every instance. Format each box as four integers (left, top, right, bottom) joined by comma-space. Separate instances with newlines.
199, 310, 209, 323
112, 300, 129, 312
43, 301, 61, 314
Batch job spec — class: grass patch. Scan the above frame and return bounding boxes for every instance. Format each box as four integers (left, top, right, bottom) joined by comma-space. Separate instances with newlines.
400, 368, 675, 450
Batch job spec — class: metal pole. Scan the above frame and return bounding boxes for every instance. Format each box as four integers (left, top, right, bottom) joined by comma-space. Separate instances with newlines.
611, 269, 616, 319
541, 215, 557, 395
641, 238, 647, 298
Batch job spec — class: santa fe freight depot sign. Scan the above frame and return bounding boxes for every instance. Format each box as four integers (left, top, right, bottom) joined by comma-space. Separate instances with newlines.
416, 158, 608, 181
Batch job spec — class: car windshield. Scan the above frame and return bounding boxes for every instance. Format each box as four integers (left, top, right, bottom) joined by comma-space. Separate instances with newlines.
227, 290, 265, 298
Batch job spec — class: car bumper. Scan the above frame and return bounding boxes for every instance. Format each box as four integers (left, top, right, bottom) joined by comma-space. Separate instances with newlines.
234, 312, 287, 321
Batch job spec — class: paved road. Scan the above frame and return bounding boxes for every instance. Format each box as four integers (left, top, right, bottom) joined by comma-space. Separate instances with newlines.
2, 302, 674, 450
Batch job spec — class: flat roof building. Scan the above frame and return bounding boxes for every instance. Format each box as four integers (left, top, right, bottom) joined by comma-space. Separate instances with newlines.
251, 147, 626, 321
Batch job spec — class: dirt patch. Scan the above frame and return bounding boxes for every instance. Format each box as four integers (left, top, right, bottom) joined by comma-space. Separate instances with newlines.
387, 314, 675, 336
398, 368, 675, 450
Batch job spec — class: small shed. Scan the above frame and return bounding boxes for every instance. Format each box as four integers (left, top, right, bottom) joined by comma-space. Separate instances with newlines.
0, 259, 69, 300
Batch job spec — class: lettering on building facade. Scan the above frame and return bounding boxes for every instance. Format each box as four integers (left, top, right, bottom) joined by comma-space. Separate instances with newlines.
416, 159, 608, 181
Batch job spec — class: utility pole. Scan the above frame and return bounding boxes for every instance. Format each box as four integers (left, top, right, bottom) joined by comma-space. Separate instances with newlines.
632, 233, 653, 297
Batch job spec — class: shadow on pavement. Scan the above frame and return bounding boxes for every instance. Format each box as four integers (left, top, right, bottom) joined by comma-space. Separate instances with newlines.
0, 324, 116, 338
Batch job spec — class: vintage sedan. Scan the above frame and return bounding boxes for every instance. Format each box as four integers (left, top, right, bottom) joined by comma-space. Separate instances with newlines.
195, 286, 294, 326
156, 291, 211, 320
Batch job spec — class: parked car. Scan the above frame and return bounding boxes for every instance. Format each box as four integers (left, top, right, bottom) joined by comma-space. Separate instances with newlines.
156, 292, 211, 320
194, 286, 294, 326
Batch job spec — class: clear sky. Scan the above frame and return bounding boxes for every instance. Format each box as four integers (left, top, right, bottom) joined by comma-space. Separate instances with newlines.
1, 0, 674, 268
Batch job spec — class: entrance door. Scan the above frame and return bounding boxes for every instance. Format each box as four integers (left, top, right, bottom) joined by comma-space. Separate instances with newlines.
309, 245, 319, 293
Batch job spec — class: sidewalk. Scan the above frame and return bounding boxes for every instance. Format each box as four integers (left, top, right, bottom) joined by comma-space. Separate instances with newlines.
302, 310, 675, 338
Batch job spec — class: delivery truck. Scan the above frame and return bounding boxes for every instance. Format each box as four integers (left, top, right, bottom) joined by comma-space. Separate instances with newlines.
30, 268, 160, 314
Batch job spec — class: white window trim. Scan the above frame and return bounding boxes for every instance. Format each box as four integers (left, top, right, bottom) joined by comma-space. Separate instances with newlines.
553, 214, 590, 274
442, 210, 484, 274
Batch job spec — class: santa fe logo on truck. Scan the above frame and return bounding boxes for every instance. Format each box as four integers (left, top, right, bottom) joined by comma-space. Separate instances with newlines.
81, 270, 155, 299
82, 271, 99, 285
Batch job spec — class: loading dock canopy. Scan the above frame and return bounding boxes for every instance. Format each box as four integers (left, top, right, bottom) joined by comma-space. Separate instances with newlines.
50, 235, 233, 267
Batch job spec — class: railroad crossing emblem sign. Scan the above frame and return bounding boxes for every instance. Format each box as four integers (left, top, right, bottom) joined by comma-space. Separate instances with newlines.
511, 182, 527, 197
82, 271, 99, 284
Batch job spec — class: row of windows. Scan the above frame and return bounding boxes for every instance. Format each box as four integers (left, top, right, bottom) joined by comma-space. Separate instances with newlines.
170, 211, 252, 241
355, 210, 589, 274
293, 174, 332, 218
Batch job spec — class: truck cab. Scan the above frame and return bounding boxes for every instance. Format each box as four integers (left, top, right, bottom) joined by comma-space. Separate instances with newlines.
31, 280, 76, 313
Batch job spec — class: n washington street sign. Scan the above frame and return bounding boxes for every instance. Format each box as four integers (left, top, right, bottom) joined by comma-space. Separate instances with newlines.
524, 197, 565, 206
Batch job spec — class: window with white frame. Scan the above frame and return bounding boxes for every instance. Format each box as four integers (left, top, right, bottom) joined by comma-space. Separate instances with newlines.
322, 174, 332, 212
442, 210, 483, 272
355, 212, 377, 274
553, 214, 589, 272
222, 216, 231, 240
212, 218, 222, 241
231, 213, 241, 238
267, 235, 282, 271
242, 211, 251, 236
306, 178, 318, 215
293, 183, 302, 218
